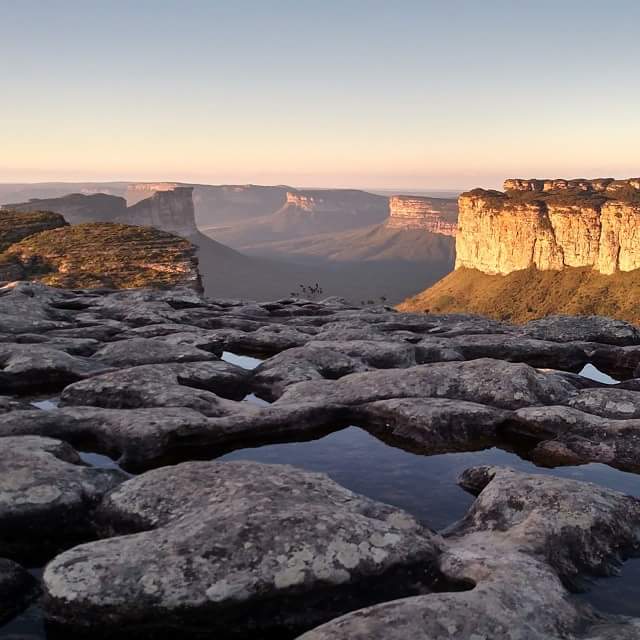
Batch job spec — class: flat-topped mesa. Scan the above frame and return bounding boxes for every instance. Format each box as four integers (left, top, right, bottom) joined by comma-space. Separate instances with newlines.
504, 177, 640, 194
456, 177, 640, 275
4, 187, 198, 238
126, 182, 180, 206
127, 187, 198, 236
284, 189, 382, 212
386, 195, 458, 236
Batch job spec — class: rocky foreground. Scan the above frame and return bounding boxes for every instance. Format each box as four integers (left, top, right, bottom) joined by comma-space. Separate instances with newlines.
1, 281, 640, 638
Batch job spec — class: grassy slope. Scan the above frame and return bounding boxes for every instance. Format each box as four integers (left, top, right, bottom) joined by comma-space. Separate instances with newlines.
398, 267, 640, 325
5, 223, 198, 289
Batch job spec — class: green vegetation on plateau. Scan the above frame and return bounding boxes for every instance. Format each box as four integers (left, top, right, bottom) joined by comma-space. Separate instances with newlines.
398, 267, 640, 325
0, 210, 67, 251
0, 218, 199, 290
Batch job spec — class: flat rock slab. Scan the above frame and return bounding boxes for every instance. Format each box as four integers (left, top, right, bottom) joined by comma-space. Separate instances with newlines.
0, 343, 112, 393
277, 358, 575, 410
0, 436, 125, 561
354, 398, 512, 454
298, 466, 640, 640
0, 558, 39, 625
522, 315, 640, 346
43, 461, 443, 638
59, 361, 250, 412
90, 337, 219, 367
509, 405, 640, 473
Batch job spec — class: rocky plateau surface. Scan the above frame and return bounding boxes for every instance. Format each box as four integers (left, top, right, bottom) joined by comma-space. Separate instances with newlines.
1, 282, 640, 638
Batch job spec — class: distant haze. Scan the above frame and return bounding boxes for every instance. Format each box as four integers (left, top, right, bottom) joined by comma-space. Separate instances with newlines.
2, 0, 639, 189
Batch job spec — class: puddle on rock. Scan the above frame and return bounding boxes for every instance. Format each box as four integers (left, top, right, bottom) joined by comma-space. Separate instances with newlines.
576, 557, 640, 617
578, 363, 619, 385
221, 425, 640, 531
78, 450, 127, 473
29, 397, 60, 411
221, 351, 263, 370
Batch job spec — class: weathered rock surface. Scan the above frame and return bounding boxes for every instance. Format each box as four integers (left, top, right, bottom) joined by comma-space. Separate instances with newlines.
0, 343, 112, 393
43, 461, 443, 637
0, 558, 39, 625
0, 436, 125, 561
1, 282, 640, 636
277, 359, 575, 410
298, 466, 640, 640
59, 361, 250, 412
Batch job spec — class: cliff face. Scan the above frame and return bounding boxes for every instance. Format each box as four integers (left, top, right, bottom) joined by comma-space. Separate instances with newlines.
126, 182, 179, 206
5, 187, 198, 239
386, 196, 458, 235
127, 187, 198, 236
455, 178, 640, 275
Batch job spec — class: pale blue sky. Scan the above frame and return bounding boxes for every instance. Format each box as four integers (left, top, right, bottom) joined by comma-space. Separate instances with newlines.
1, 0, 639, 189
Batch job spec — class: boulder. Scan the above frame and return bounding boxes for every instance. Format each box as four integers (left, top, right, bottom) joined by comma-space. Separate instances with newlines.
0, 436, 125, 561
0, 343, 112, 393
43, 461, 442, 637
278, 359, 574, 410
59, 361, 250, 412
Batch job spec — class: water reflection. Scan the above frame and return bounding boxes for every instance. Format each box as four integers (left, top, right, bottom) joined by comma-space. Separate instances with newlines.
221, 425, 640, 531
578, 363, 619, 385
221, 351, 263, 370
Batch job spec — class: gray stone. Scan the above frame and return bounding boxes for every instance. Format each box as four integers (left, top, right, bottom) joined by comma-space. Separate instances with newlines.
0, 343, 112, 393
298, 466, 640, 640
91, 337, 218, 367
0, 436, 125, 561
59, 361, 250, 412
355, 398, 512, 453
278, 359, 574, 410
43, 461, 442, 637
523, 315, 640, 346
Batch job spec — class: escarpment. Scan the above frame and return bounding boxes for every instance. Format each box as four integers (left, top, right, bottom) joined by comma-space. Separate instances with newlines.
386, 195, 458, 236
456, 178, 640, 275
6, 186, 199, 238
401, 178, 640, 323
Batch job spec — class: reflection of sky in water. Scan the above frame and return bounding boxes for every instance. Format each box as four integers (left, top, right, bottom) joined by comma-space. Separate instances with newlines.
578, 363, 619, 385
30, 398, 59, 411
221, 351, 263, 370
222, 425, 640, 617
5, 354, 639, 636
221, 426, 640, 531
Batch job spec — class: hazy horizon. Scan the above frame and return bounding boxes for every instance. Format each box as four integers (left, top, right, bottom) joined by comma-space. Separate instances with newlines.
2, 0, 639, 188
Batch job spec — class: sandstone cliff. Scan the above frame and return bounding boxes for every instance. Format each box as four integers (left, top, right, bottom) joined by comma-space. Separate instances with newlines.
127, 187, 198, 236
400, 177, 640, 324
386, 195, 458, 235
455, 178, 640, 275
5, 187, 199, 238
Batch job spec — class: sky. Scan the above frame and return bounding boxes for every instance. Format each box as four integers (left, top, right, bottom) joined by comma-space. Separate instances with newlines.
1, 0, 639, 190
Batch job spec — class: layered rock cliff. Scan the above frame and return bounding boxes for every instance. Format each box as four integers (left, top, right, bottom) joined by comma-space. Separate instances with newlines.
127, 187, 198, 236
386, 195, 458, 235
456, 178, 640, 275
400, 177, 640, 323
5, 187, 198, 238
